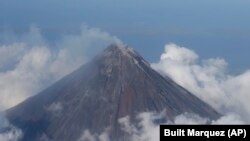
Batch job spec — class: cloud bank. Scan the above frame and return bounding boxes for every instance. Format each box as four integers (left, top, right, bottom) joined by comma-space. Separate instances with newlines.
119, 112, 244, 141
152, 43, 250, 122
76, 111, 244, 141
0, 25, 122, 111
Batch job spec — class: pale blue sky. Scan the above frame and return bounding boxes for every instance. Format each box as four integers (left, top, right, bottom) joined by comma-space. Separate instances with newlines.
1, 0, 250, 71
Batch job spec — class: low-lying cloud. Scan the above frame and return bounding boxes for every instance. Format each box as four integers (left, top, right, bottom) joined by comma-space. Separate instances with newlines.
76, 111, 245, 141
120, 112, 245, 141
0, 113, 23, 141
0, 25, 122, 111
152, 43, 250, 122
77, 129, 110, 141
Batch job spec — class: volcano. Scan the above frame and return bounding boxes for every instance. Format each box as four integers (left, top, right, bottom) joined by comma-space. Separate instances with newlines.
6, 44, 220, 141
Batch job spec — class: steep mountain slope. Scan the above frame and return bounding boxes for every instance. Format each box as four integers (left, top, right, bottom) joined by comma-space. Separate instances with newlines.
6, 44, 220, 141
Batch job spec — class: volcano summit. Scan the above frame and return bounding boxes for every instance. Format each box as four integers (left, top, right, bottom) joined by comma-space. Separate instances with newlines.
6, 44, 220, 141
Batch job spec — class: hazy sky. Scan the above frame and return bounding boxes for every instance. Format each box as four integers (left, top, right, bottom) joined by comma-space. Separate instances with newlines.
1, 0, 250, 71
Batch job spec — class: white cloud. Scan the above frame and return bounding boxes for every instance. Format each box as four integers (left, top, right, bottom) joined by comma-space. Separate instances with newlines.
80, 111, 244, 141
172, 113, 209, 124
77, 129, 110, 141
0, 126, 22, 141
119, 113, 160, 141
171, 113, 244, 125
0, 25, 122, 111
76, 112, 161, 141
152, 43, 250, 122
119, 112, 245, 141
0, 113, 23, 141
47, 102, 63, 113
77, 130, 96, 141
212, 113, 244, 124
0, 43, 26, 71
160, 43, 198, 64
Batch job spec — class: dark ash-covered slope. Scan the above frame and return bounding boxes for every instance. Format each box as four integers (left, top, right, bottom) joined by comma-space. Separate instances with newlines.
6, 44, 220, 141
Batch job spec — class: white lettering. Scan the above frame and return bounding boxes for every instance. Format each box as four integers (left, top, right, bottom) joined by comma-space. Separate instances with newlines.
187, 129, 226, 138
